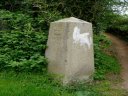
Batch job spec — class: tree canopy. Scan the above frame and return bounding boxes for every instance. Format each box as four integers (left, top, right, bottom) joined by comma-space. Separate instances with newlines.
0, 0, 127, 33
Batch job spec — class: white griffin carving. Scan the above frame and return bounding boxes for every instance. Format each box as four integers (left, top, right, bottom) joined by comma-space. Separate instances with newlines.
73, 26, 92, 48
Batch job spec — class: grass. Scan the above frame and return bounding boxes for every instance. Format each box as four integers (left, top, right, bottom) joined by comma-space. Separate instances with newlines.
0, 71, 101, 96
0, 71, 127, 96
91, 80, 127, 96
0, 72, 75, 96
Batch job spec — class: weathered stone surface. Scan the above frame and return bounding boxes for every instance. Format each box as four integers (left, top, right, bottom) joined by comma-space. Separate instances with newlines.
45, 17, 94, 84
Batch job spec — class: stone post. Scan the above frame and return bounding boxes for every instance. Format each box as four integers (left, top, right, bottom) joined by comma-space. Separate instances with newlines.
45, 17, 94, 84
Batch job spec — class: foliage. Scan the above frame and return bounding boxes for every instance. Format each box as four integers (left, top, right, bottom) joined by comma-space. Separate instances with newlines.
46, 0, 127, 33
94, 34, 121, 80
0, 0, 126, 34
107, 15, 128, 40
0, 10, 47, 71
0, 9, 62, 72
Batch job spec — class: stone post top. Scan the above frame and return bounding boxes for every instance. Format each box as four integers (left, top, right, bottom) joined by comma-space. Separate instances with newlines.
52, 17, 92, 24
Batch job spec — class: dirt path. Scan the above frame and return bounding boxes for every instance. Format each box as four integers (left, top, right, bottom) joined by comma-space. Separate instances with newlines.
105, 33, 128, 90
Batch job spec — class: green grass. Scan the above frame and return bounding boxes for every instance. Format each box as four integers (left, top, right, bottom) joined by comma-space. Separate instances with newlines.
0, 72, 75, 96
91, 80, 127, 96
0, 72, 100, 96
0, 71, 127, 96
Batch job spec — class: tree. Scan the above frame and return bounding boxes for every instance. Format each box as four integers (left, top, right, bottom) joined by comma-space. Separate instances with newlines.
46, 0, 127, 33
0, 0, 127, 33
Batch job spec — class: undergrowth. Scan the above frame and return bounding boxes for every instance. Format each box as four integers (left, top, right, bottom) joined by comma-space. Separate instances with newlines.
94, 34, 121, 80
107, 15, 128, 41
0, 9, 63, 72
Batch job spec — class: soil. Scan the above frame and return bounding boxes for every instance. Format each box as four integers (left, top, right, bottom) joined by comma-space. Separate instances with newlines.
105, 33, 128, 90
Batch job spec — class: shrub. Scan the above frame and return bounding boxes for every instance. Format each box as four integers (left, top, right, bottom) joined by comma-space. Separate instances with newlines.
0, 9, 63, 72
107, 15, 128, 40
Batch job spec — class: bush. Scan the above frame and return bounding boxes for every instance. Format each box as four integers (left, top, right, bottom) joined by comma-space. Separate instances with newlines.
107, 15, 128, 40
0, 9, 63, 72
